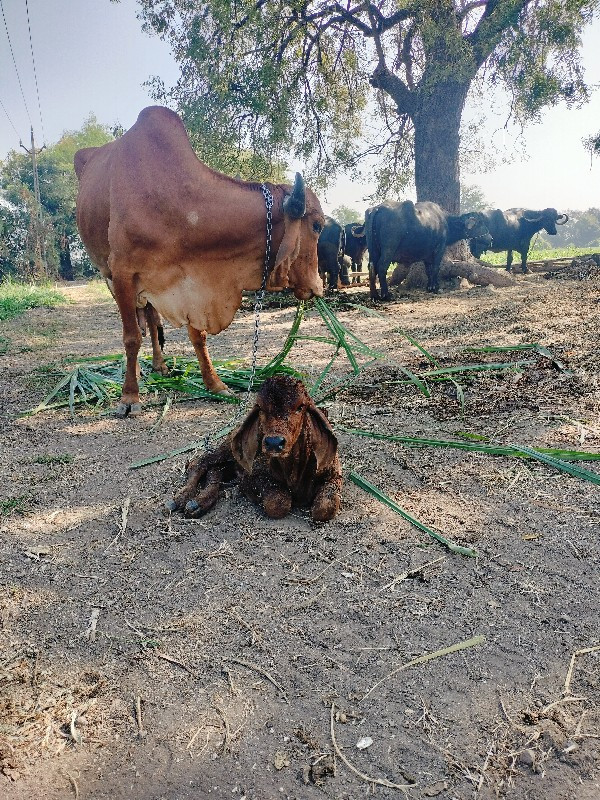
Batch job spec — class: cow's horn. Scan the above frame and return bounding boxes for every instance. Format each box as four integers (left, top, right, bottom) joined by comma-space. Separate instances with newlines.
556, 213, 569, 225
283, 172, 306, 219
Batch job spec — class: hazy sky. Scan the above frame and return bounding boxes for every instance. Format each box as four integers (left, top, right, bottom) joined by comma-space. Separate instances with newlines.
1, 0, 599, 215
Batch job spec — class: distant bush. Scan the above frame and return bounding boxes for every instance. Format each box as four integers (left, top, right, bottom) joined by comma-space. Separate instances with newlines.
0, 278, 67, 321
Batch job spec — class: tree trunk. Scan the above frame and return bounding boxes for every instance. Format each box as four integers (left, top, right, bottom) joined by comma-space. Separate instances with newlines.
413, 81, 470, 214
59, 237, 74, 281
389, 258, 515, 289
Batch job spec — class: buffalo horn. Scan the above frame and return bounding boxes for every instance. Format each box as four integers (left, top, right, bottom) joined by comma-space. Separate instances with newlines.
556, 213, 569, 225
351, 224, 366, 238
283, 172, 306, 219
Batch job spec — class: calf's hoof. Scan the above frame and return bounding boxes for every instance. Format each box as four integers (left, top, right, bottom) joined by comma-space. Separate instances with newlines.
165, 499, 178, 512
114, 401, 143, 418
153, 363, 170, 376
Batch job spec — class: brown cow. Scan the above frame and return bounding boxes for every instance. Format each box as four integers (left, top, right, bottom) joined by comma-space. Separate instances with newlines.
168, 376, 342, 522
74, 106, 325, 417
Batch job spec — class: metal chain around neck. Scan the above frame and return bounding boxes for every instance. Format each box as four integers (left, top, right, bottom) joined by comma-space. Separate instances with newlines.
200, 183, 273, 451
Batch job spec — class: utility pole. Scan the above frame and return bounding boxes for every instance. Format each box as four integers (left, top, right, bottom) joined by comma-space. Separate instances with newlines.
20, 127, 46, 277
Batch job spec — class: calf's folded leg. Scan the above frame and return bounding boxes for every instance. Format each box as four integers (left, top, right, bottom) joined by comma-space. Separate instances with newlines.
167, 439, 234, 512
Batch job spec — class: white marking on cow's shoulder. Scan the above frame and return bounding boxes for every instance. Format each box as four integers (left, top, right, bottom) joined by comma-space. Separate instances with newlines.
187, 211, 199, 226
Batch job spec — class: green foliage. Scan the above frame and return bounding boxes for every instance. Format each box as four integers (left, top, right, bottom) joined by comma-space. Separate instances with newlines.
138, 0, 598, 201
0, 278, 66, 321
0, 116, 113, 280
460, 184, 493, 213
331, 204, 364, 226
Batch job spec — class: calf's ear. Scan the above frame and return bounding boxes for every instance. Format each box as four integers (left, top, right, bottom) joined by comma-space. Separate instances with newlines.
306, 405, 338, 472
231, 407, 261, 473
269, 218, 301, 290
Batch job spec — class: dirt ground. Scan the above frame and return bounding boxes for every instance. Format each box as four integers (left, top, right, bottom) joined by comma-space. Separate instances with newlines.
1, 269, 599, 800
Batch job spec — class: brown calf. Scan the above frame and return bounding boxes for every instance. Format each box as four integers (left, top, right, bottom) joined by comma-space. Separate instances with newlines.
168, 376, 342, 522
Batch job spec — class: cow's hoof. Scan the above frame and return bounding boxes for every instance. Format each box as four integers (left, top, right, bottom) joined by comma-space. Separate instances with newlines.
165, 499, 178, 512
129, 403, 143, 417
153, 364, 170, 376
114, 402, 135, 418
185, 499, 200, 513
215, 387, 234, 397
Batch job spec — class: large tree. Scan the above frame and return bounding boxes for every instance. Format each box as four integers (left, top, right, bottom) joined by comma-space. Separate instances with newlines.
138, 0, 597, 213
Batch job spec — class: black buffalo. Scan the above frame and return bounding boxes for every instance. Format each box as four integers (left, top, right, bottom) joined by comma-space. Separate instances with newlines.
344, 223, 368, 282
357, 200, 492, 300
469, 208, 569, 273
317, 216, 347, 290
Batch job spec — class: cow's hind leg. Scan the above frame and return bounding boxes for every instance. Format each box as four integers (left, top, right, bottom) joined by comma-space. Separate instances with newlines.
506, 250, 513, 272
111, 272, 143, 417
187, 326, 231, 395
146, 303, 169, 375
376, 256, 392, 301
519, 248, 529, 274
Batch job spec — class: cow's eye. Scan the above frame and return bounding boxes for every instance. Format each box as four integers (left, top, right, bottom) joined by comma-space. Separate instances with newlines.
313, 221, 322, 234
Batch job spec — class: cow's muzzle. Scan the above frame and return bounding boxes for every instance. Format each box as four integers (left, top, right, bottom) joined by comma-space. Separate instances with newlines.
264, 435, 286, 453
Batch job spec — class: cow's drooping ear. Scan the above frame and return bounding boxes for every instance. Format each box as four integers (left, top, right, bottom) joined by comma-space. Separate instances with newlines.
269, 173, 306, 290
231, 407, 261, 473
305, 404, 338, 472
269, 218, 301, 290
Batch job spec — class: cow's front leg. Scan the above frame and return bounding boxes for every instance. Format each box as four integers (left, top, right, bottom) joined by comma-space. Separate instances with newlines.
310, 460, 342, 522
187, 326, 231, 395
239, 471, 292, 519
519, 249, 529, 274
112, 273, 143, 417
506, 250, 513, 272
167, 440, 234, 513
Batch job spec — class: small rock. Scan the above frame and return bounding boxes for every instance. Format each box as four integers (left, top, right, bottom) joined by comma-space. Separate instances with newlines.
356, 736, 373, 750
518, 749, 535, 767
273, 750, 289, 770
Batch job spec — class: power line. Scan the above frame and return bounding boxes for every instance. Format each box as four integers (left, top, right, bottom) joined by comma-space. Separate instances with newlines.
0, 0, 32, 127
0, 96, 23, 140
24, 0, 45, 142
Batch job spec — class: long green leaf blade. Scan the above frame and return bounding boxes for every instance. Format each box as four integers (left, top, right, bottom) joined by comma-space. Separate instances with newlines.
349, 471, 477, 557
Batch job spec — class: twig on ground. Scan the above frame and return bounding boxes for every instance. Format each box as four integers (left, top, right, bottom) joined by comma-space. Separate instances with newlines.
283, 548, 359, 585
228, 658, 288, 702
286, 586, 327, 611
156, 651, 198, 678
228, 609, 262, 646
104, 496, 131, 554
134, 695, 146, 738
362, 635, 486, 701
214, 703, 232, 753
380, 556, 446, 592
330, 703, 414, 791
188, 729, 210, 756
564, 645, 600, 694
65, 771, 80, 799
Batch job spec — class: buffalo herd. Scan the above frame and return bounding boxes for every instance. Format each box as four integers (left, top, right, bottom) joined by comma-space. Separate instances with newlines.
320, 202, 569, 300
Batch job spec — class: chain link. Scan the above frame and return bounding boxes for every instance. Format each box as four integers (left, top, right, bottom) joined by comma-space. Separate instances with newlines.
200, 183, 273, 451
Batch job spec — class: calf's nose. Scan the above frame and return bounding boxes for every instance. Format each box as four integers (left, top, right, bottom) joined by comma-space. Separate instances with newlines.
264, 435, 286, 453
